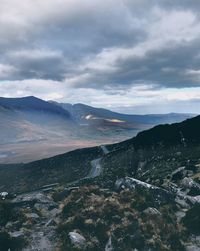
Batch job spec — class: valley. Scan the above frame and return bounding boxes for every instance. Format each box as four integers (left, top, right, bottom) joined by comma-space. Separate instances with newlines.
0, 96, 194, 164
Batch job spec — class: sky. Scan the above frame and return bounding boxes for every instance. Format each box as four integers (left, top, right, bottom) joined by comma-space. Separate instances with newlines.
1, 0, 200, 114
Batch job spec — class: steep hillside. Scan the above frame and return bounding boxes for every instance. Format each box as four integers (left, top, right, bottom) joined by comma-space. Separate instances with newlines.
0, 146, 102, 193
1, 115, 200, 250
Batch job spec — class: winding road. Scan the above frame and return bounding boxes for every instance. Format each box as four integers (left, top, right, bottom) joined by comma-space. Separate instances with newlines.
20, 145, 109, 251
87, 145, 109, 178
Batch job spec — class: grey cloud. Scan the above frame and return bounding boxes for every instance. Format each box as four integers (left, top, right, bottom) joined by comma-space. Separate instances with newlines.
1, 0, 200, 91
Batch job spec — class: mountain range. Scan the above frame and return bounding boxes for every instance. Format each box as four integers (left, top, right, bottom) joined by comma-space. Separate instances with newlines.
0, 96, 195, 163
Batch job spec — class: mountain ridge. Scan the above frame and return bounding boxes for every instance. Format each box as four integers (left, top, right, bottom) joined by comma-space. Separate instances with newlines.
0, 96, 196, 164
0, 96, 71, 118
51, 100, 195, 125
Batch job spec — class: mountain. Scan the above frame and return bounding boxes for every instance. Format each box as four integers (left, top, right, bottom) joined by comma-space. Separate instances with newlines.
0, 96, 77, 164
0, 96, 71, 117
52, 101, 194, 129
108, 114, 200, 151
0, 115, 200, 250
0, 96, 195, 164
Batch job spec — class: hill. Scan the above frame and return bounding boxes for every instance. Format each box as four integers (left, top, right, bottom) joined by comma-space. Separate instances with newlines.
53, 101, 193, 129
0, 96, 70, 117
0, 96, 194, 164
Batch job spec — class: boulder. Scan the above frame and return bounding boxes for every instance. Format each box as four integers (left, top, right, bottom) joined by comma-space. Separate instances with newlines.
25, 213, 39, 222
143, 207, 161, 216
171, 167, 186, 181
49, 208, 61, 217
53, 187, 79, 201
0, 192, 8, 200
5, 221, 21, 231
105, 236, 114, 251
115, 177, 154, 191
45, 219, 56, 227
186, 245, 200, 251
9, 231, 24, 239
69, 231, 86, 248
11, 192, 52, 207
115, 177, 174, 205
181, 178, 200, 196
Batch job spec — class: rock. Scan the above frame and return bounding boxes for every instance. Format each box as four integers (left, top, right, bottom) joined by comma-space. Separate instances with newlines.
115, 177, 154, 191
171, 167, 186, 181
84, 219, 93, 225
181, 177, 200, 196
45, 219, 56, 227
0, 191, 8, 200
105, 236, 114, 251
186, 245, 200, 251
22, 221, 32, 228
9, 231, 24, 238
187, 170, 194, 177
175, 196, 190, 209
181, 177, 197, 189
175, 211, 186, 222
41, 183, 59, 189
25, 213, 39, 220
53, 187, 79, 201
115, 177, 174, 206
5, 222, 13, 230
5, 221, 21, 231
143, 207, 161, 216
12, 192, 52, 207
69, 231, 86, 248
185, 195, 200, 205
34, 203, 49, 211
49, 208, 61, 217
34, 201, 57, 212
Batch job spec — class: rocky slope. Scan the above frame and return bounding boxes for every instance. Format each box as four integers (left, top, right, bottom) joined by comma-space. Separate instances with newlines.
1, 115, 200, 250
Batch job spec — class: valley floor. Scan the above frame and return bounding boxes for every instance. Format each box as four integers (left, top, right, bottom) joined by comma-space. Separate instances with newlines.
0, 130, 136, 164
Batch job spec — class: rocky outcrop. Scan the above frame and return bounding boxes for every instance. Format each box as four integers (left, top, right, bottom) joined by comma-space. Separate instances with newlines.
115, 177, 174, 205
69, 231, 86, 248
105, 236, 114, 251
143, 207, 161, 216
181, 177, 200, 196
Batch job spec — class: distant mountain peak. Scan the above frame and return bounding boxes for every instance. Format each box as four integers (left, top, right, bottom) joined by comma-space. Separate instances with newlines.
0, 96, 71, 118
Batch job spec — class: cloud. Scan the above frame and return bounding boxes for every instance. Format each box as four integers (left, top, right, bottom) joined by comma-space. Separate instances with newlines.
7, 49, 65, 80
0, 64, 18, 79
1, 0, 200, 112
